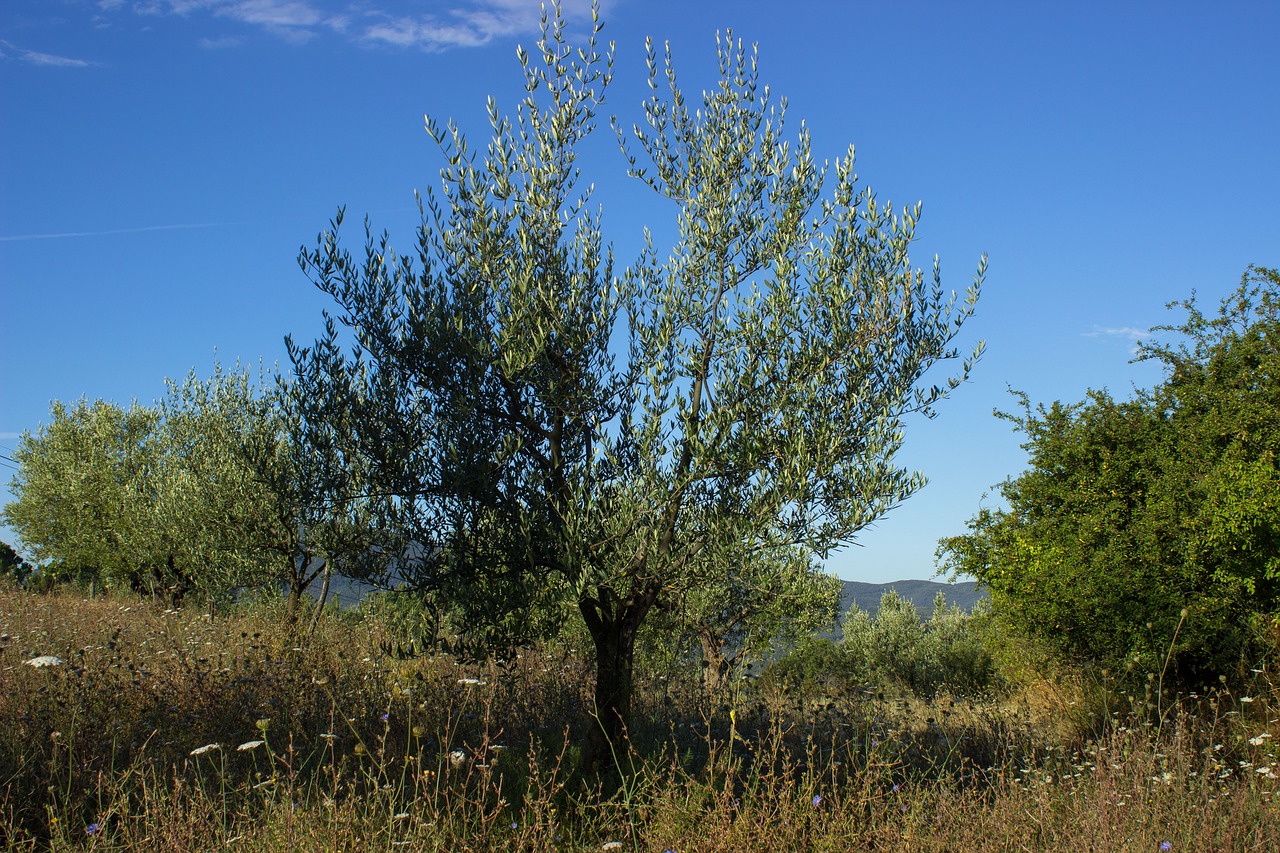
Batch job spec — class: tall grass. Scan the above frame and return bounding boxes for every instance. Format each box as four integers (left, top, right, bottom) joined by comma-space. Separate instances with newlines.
2, 584, 1276, 851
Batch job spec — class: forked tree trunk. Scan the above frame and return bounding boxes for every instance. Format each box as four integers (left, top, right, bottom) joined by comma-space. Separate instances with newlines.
310, 562, 334, 634
698, 628, 732, 694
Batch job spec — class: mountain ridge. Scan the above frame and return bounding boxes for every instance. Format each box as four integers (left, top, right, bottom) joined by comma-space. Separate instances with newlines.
839, 578, 985, 620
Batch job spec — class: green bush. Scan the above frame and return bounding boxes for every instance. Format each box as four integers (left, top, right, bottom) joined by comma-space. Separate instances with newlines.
841, 591, 996, 696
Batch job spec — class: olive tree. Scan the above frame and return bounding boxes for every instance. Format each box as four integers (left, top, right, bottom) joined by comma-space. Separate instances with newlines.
3, 399, 158, 591
4, 364, 384, 616
290, 5, 984, 768
663, 538, 842, 693
155, 363, 392, 618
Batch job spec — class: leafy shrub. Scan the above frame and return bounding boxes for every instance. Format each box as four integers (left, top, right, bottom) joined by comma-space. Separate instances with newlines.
841, 591, 994, 696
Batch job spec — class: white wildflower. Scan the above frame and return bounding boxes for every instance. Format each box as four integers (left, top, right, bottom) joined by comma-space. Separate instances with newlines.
24, 655, 63, 668
237, 740, 265, 751
601, 843, 624, 852
1248, 733, 1272, 746
189, 743, 221, 756
449, 749, 467, 768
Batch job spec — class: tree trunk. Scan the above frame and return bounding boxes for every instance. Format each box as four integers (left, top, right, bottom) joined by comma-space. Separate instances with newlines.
698, 628, 731, 694
580, 595, 650, 775
310, 561, 334, 634
286, 577, 303, 624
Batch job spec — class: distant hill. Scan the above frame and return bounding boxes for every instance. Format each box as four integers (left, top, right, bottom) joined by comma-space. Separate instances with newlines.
308, 573, 987, 630
839, 579, 986, 621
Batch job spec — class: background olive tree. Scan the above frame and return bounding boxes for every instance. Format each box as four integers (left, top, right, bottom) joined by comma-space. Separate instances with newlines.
3, 398, 158, 593
653, 537, 842, 694
289, 5, 984, 769
4, 362, 384, 620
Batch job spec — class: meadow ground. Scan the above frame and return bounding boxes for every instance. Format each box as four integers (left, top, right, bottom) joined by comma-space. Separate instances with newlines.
2, 585, 1277, 851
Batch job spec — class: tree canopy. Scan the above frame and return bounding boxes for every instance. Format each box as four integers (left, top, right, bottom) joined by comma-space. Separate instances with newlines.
938, 266, 1280, 685
3, 363, 383, 617
290, 4, 984, 769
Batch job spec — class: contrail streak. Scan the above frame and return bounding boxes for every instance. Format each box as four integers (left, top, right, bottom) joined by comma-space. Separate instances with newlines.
0, 222, 240, 242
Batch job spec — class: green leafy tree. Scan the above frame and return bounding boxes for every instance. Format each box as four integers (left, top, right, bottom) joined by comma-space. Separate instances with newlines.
3, 399, 159, 591
4, 365, 385, 615
142, 364, 283, 604
290, 6, 983, 767
153, 363, 391, 618
939, 266, 1280, 685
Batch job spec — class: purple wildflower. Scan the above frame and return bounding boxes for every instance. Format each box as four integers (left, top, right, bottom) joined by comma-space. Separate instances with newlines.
86, 823, 100, 835
812, 794, 822, 807
1160, 844, 1172, 852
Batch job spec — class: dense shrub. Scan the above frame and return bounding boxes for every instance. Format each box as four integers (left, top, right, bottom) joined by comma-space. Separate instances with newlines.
765, 591, 997, 698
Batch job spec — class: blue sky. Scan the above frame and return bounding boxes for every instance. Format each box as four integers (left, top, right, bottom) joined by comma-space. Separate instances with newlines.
2, 1, 1277, 584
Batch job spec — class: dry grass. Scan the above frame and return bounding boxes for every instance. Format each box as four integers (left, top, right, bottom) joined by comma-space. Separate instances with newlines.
2, 584, 1277, 851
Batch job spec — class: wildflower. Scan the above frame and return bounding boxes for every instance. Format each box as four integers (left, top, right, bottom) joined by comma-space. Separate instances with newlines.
381, 713, 390, 722
1248, 734, 1271, 746
601, 843, 623, 851
86, 823, 100, 835
511, 822, 518, 829
24, 655, 63, 668
449, 749, 467, 768
1240, 696, 1256, 704
1160, 843, 1172, 851
255, 718, 271, 731
892, 783, 900, 792
189, 743, 220, 756
393, 812, 410, 820
812, 794, 822, 807
237, 740, 265, 751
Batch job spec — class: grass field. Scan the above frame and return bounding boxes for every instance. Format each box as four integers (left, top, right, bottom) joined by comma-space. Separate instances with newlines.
2, 585, 1276, 851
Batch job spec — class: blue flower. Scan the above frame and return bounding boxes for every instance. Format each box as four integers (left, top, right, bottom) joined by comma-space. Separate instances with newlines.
1160, 844, 1172, 852
380, 713, 390, 722
812, 794, 822, 807
86, 823, 100, 835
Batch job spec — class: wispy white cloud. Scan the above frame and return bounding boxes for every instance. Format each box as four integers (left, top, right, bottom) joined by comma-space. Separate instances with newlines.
361, 0, 600, 51
0, 39, 94, 68
1085, 324, 1153, 356
99, 1, 597, 51
1084, 325, 1153, 340
198, 34, 245, 49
